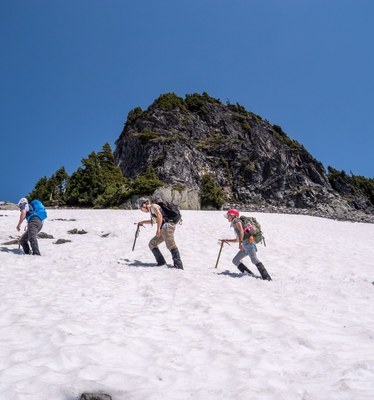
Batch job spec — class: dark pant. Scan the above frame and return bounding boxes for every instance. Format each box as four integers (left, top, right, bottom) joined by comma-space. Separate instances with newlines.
20, 218, 43, 255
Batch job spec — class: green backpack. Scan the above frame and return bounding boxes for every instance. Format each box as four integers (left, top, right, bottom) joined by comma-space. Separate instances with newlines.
239, 215, 266, 245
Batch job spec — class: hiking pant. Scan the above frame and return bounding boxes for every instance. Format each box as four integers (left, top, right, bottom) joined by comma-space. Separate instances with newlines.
149, 222, 177, 251
232, 244, 260, 267
20, 217, 43, 255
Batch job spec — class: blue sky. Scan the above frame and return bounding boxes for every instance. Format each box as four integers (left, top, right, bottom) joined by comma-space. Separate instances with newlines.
1, 0, 373, 203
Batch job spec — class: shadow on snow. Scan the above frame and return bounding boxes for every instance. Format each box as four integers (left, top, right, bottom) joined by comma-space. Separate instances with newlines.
0, 246, 24, 254
217, 269, 262, 279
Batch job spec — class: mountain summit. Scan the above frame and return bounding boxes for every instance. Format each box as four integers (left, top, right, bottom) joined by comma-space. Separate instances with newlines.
115, 93, 373, 222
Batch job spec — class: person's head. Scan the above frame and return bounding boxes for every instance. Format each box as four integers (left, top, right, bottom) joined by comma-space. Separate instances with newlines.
17, 197, 28, 208
224, 208, 239, 222
138, 198, 149, 212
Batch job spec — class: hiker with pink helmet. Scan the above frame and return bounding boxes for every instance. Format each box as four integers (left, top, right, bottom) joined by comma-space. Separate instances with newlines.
219, 208, 271, 280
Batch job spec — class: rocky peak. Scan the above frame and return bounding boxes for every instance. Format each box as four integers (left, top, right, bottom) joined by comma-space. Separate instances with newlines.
114, 93, 373, 222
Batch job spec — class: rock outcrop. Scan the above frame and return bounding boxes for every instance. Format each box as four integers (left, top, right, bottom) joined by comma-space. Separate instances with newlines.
114, 93, 373, 222
0, 202, 18, 210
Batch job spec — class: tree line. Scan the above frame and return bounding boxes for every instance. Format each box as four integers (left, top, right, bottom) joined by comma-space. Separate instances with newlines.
28, 142, 226, 209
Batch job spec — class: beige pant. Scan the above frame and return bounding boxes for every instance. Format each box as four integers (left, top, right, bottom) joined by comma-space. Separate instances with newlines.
149, 223, 177, 251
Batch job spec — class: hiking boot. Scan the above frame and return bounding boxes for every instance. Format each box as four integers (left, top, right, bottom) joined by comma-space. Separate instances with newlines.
151, 248, 166, 266
237, 262, 255, 276
170, 248, 183, 270
256, 262, 272, 281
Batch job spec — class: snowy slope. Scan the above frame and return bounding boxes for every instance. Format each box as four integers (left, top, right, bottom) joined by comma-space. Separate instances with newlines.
0, 209, 374, 400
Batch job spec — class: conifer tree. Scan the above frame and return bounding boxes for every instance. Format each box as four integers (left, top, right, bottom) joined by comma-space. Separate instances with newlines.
200, 173, 225, 209
28, 176, 49, 202
28, 167, 69, 206
64, 143, 127, 207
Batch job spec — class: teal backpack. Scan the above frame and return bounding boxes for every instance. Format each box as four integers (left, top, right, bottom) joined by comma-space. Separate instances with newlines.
240, 215, 266, 245
27, 199, 48, 222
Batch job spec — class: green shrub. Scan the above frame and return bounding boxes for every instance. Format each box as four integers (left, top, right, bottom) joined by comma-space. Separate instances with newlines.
138, 129, 159, 144
220, 157, 229, 169
127, 107, 143, 124
129, 166, 165, 195
352, 174, 374, 204
172, 185, 186, 193
235, 114, 250, 131
185, 93, 208, 114
248, 112, 262, 121
194, 132, 234, 152
328, 166, 374, 205
240, 157, 255, 173
185, 92, 221, 114
200, 173, 225, 209
155, 93, 186, 111
273, 124, 285, 135
273, 124, 301, 150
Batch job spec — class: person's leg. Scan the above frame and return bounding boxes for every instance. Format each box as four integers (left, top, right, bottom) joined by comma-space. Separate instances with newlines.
246, 245, 260, 265
28, 218, 43, 255
149, 235, 166, 265
19, 230, 31, 254
164, 223, 183, 269
232, 249, 254, 275
255, 262, 272, 281
247, 245, 272, 281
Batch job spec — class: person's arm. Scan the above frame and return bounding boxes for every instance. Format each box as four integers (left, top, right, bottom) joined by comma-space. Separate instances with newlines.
16, 209, 26, 231
235, 220, 244, 249
154, 208, 163, 237
219, 237, 237, 243
138, 219, 152, 226
219, 219, 243, 245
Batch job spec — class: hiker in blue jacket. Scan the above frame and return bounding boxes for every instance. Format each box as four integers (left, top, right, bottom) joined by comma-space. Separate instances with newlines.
16, 197, 43, 255
219, 208, 271, 280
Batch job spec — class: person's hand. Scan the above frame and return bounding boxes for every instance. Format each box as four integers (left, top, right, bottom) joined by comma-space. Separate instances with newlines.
156, 229, 161, 237
16, 224, 21, 232
137, 222, 143, 227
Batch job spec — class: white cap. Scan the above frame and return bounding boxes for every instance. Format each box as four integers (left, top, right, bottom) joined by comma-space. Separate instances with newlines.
138, 198, 149, 208
17, 197, 28, 206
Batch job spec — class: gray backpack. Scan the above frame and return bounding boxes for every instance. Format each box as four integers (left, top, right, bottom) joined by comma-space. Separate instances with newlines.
240, 215, 265, 245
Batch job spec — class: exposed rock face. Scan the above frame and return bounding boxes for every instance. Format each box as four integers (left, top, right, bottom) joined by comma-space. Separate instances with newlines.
114, 94, 373, 222
153, 186, 200, 210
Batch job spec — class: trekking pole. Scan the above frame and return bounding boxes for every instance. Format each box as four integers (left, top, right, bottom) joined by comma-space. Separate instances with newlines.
132, 223, 143, 251
215, 240, 230, 269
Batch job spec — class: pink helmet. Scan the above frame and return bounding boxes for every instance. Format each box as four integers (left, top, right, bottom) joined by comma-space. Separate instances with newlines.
226, 208, 239, 218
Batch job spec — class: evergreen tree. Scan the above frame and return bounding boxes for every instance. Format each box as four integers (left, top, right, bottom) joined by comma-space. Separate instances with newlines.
129, 166, 164, 196
28, 167, 69, 206
94, 143, 129, 207
47, 167, 69, 205
29, 142, 166, 208
28, 176, 49, 202
54, 167, 69, 201
64, 143, 127, 207
200, 173, 225, 209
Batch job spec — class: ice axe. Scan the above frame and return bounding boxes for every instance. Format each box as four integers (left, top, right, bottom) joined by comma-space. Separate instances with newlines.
215, 240, 230, 269
132, 223, 144, 251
